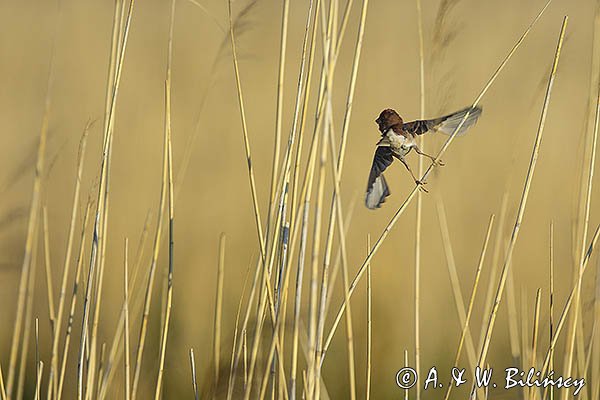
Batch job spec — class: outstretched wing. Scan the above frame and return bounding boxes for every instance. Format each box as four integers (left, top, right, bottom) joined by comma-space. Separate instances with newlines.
402, 106, 482, 137
365, 146, 394, 209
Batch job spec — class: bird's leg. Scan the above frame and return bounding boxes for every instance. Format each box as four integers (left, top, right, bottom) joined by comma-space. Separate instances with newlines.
397, 156, 428, 193
414, 146, 444, 166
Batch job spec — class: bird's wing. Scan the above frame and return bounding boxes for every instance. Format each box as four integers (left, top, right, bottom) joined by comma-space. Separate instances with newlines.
402, 106, 482, 137
365, 146, 393, 209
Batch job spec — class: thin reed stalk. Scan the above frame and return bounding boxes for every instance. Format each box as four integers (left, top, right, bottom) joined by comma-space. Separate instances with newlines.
214, 234, 226, 391
35, 318, 40, 400
227, 0, 266, 261
42, 207, 56, 334
189, 349, 198, 400
289, 105, 322, 400
130, 40, 170, 400
414, 0, 425, 395
0, 362, 5, 400
226, 263, 254, 400
539, 224, 600, 377
57, 201, 92, 400
444, 214, 495, 400
287, 3, 361, 392
78, 0, 135, 397
16, 220, 40, 400
124, 239, 131, 400
479, 189, 509, 345
530, 288, 542, 400
313, 0, 371, 395
35, 362, 43, 400
226, 1, 295, 394
549, 222, 555, 400
154, 1, 176, 397
473, 17, 568, 397
563, 9, 600, 391
593, 259, 600, 400
404, 350, 409, 400
366, 235, 372, 400
307, 86, 329, 400
436, 198, 478, 367
506, 266, 520, 365
48, 121, 90, 400
96, 212, 152, 400
314, 2, 357, 396
229, 0, 319, 395
7, 61, 50, 400
267, 0, 290, 236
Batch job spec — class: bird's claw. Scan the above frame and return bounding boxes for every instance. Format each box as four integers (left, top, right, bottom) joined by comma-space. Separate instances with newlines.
415, 180, 429, 193
432, 159, 445, 167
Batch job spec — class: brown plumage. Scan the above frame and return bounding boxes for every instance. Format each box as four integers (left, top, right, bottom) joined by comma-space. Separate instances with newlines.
365, 106, 482, 209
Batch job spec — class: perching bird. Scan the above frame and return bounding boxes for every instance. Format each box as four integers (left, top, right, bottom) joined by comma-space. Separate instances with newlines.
365, 106, 482, 209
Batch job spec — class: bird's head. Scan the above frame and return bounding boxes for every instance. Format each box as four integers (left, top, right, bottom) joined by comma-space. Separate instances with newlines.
375, 109, 402, 132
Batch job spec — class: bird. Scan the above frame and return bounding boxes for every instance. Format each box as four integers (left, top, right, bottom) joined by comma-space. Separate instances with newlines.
365, 106, 482, 209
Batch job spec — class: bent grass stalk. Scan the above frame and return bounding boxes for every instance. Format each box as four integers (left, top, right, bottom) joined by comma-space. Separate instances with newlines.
321, 0, 553, 362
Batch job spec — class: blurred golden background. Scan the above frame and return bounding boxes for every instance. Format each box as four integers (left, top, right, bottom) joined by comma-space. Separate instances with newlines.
1, 0, 599, 398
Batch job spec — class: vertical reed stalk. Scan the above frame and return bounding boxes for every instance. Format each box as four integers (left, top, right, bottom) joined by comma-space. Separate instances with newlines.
57, 201, 92, 400
42, 207, 56, 335
78, 0, 135, 397
48, 122, 90, 400
414, 0, 425, 395
563, 11, 600, 393
436, 199, 478, 366
154, 1, 176, 397
539, 225, 600, 378
189, 349, 198, 400
0, 362, 6, 400
549, 222, 555, 400
530, 288, 542, 400
443, 214, 495, 400
124, 239, 131, 400
7, 60, 50, 400
16, 220, 40, 400
366, 235, 372, 400
214, 234, 226, 391
473, 18, 567, 397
